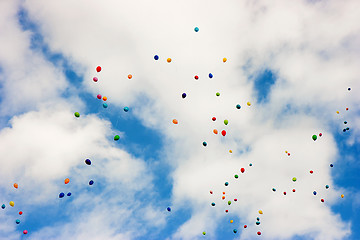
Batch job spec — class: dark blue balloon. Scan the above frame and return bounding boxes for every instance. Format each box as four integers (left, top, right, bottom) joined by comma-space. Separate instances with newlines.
209, 73, 213, 78
167, 207, 171, 212
344, 121, 347, 124
233, 229, 237, 233
346, 127, 349, 130
330, 164, 334, 167
182, 93, 187, 98
348, 88, 351, 91
343, 129, 346, 132
89, 180, 94, 185
272, 188, 276, 192
203, 141, 207, 147
313, 191, 317, 195
154, 55, 159, 60
67, 192, 72, 197
85, 159, 91, 165
59, 192, 65, 198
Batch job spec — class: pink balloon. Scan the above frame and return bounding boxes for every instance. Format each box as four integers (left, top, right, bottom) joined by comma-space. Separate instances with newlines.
97, 94, 102, 99
23, 230, 28, 234
93, 77, 98, 82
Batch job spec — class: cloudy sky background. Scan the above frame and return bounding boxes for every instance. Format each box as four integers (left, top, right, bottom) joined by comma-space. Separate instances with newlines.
0, 0, 359, 239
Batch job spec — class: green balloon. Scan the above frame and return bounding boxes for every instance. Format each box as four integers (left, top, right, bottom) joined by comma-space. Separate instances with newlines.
234, 174, 238, 179
228, 200, 231, 205
216, 92, 220, 96
292, 177, 297, 182
114, 135, 120, 141
203, 232, 206, 235
312, 135, 317, 141
224, 119, 229, 125
74, 112, 80, 118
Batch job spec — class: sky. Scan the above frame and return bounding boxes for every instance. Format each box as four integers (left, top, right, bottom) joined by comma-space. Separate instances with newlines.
0, 0, 359, 239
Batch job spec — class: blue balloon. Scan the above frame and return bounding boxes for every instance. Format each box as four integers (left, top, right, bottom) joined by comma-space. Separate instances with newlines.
124, 107, 129, 112
313, 191, 317, 195
182, 93, 187, 98
1, 204, 5, 209
203, 141, 207, 147
225, 182, 229, 186
236, 104, 241, 109
67, 192, 72, 196
346, 127, 350, 130
89, 180, 94, 185
209, 73, 213, 78
233, 229, 237, 233
211, 202, 215, 206
85, 159, 91, 165
103, 103, 108, 108
256, 221, 260, 225
249, 163, 253, 166
348, 88, 351, 91
194, 27, 199, 32
325, 185, 329, 189
257, 217, 260, 221
330, 164, 334, 167
343, 129, 346, 132
16, 219, 20, 224
167, 207, 171, 212
154, 55, 159, 60
344, 121, 347, 124
272, 188, 276, 192
59, 192, 65, 198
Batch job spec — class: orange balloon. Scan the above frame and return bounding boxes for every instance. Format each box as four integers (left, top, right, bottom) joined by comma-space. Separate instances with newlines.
222, 196, 225, 200
64, 178, 70, 184
213, 129, 218, 134
167, 58, 172, 63
128, 74, 132, 79
223, 192, 225, 195
102, 96, 107, 101
172, 119, 178, 124
13, 183, 18, 189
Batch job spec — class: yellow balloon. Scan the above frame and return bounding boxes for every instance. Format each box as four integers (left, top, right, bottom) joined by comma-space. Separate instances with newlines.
167, 58, 172, 63
230, 220, 233, 223
229, 150, 232, 153
223, 58, 227, 62
259, 210, 263, 214
336, 111, 339, 114
285, 151, 288, 153
9, 201, 14, 207
341, 194, 344, 198
247, 101, 251, 106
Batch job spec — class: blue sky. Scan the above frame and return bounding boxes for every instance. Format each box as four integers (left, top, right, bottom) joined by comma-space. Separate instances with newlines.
0, 1, 360, 240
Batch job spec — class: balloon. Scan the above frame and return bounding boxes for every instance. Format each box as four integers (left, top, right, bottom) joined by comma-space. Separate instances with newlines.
154, 55, 159, 60
233, 229, 237, 233
236, 104, 241, 109
259, 210, 263, 214
1, 204, 5, 209
336, 111, 339, 114
210, 190, 213, 194
223, 192, 225, 194
321, 199, 324, 202
312, 135, 317, 141
74, 112, 80, 118
341, 194, 344, 198
89, 180, 94, 185
348, 88, 351, 91
330, 164, 333, 167
103, 103, 108, 108
346, 107, 349, 111
97, 94, 102, 99
223, 58, 227, 62
234, 174, 238, 179
346, 127, 350, 130
212, 117, 216, 121
256, 221, 260, 225
93, 77, 98, 82
234, 198, 237, 201
23, 230, 28, 235
19, 211, 23, 215
221, 130, 226, 136
194, 75, 199, 80
213, 129, 218, 134
128, 74, 132, 79
85, 159, 91, 165
225, 182, 229, 186
124, 107, 129, 112
167, 58, 172, 63
16, 219, 20, 224
64, 178, 70, 184
240, 168, 245, 173
96, 66, 101, 72
172, 119, 178, 124
293, 189, 296, 192
292, 177, 297, 182
229, 150, 232, 153
230, 220, 233, 223
325, 185, 329, 189
249, 163, 253, 166
244, 225, 247, 228
310, 170, 313, 174
343, 129, 346, 132
167, 207, 171, 212
182, 93, 187, 98
257, 217, 260, 221
247, 101, 251, 106
59, 192, 65, 198
224, 119, 228, 125
67, 192, 71, 196
203, 232, 206, 235
313, 191, 317, 195
9, 201, 14, 207
288, 153, 290, 156
344, 121, 347, 124
216, 92, 220, 96
203, 141, 207, 146
319, 133, 323, 136
257, 232, 261, 235
194, 27, 199, 32
283, 192, 287, 195
225, 210, 228, 213
222, 196, 225, 200
114, 135, 120, 141
211, 202, 215, 206
209, 73, 213, 78
272, 188, 276, 192
102, 96, 107, 101
14, 183, 18, 189
228, 201, 231, 205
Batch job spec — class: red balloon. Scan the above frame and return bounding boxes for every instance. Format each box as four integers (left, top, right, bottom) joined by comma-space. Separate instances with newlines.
283, 192, 287, 195
292, 189, 296, 192
310, 170, 313, 174
221, 130, 226, 136
212, 117, 216, 121
210, 190, 213, 194
225, 210, 228, 213
240, 168, 245, 173
321, 199, 324, 202
257, 231, 261, 235
19, 211, 23, 215
96, 66, 101, 72
244, 225, 247, 228
288, 153, 290, 156
234, 198, 237, 201
194, 75, 199, 80
319, 133, 323, 137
